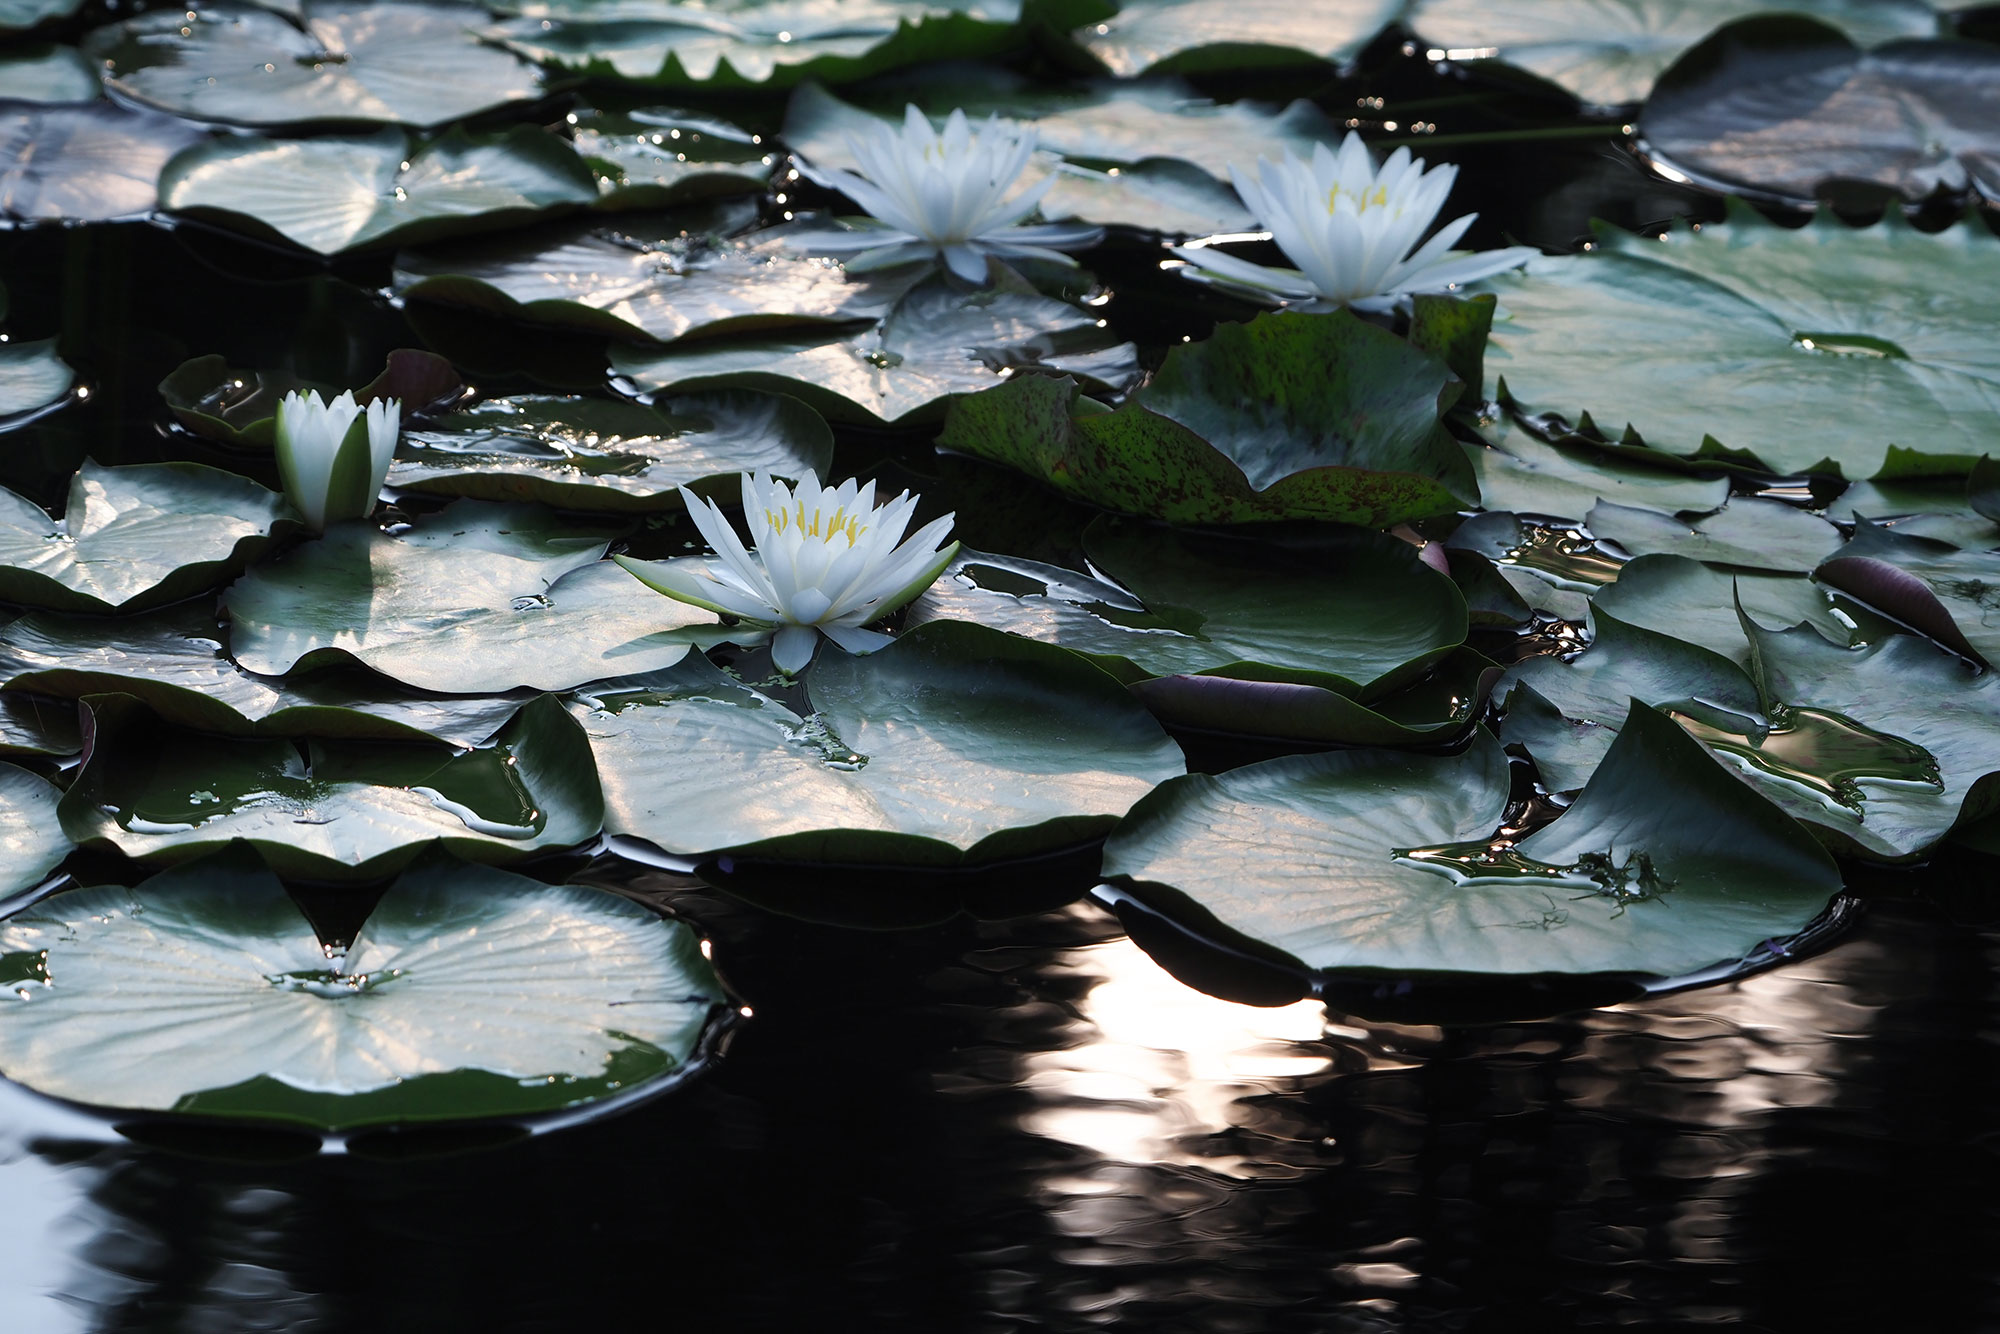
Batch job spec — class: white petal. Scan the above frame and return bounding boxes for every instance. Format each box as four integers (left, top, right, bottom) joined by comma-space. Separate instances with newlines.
770, 624, 820, 675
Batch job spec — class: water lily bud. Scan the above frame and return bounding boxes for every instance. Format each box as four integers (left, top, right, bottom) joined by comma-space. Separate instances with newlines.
273, 389, 400, 533
617, 469, 958, 675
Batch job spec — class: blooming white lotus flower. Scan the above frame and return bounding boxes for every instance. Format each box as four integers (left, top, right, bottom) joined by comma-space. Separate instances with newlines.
272, 389, 399, 533
1172, 133, 1538, 313
616, 470, 958, 675
790, 105, 1104, 283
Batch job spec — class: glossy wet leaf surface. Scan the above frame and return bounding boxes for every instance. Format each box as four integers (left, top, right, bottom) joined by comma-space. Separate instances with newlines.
1588, 496, 1844, 571
1105, 707, 1841, 979
0, 605, 528, 745
88, 2, 543, 128
1463, 414, 1730, 521
0, 760, 71, 895
614, 277, 1139, 424
1406, 0, 1941, 106
397, 219, 913, 344
61, 695, 602, 879
1641, 21, 2000, 205
576, 621, 1184, 866
160, 128, 600, 256
1483, 208, 2000, 478
0, 461, 287, 613
574, 106, 774, 207
939, 311, 1471, 526
223, 501, 715, 692
1074, 0, 1402, 76
911, 520, 1466, 698
0, 45, 98, 102
494, 0, 1047, 88
0, 103, 207, 222
0, 855, 723, 1129
0, 338, 71, 420
1818, 520, 2000, 666
391, 390, 833, 511
0, 0, 82, 32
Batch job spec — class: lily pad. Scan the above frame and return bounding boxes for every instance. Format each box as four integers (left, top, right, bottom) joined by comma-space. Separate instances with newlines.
88, 2, 543, 129
1463, 413, 1731, 521
0, 460, 287, 613
0, 0, 82, 32
0, 694, 80, 758
573, 106, 775, 208
1722, 617, 2000, 860
937, 311, 1473, 527
1496, 602, 1763, 789
0, 338, 72, 422
0, 761, 72, 895
909, 521, 1466, 699
0, 605, 528, 745
160, 127, 600, 256
1102, 706, 1841, 979
1483, 207, 2000, 479
1072, 0, 1402, 77
1641, 19, 2000, 206
390, 390, 833, 512
1588, 496, 1844, 572
1816, 520, 2000, 665
223, 500, 715, 693
396, 220, 914, 345
60, 695, 603, 879
1590, 553, 1861, 661
159, 348, 465, 449
0, 46, 99, 103
0, 854, 724, 1130
612, 277, 1139, 425
494, 0, 1071, 89
0, 103, 207, 222
573, 620, 1184, 867
1405, 0, 1940, 107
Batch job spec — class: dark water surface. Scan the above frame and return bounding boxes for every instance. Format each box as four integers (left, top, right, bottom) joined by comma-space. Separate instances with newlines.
0, 879, 1993, 1331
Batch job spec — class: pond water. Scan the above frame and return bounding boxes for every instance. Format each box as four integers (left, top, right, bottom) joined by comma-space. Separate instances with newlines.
5, 6, 2000, 1327
0, 872, 1993, 1329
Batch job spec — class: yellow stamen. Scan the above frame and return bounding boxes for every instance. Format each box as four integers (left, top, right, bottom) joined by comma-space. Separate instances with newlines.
1328, 184, 1390, 215
767, 503, 869, 546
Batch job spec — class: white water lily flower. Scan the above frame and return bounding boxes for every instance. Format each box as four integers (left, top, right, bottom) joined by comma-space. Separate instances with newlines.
1172, 133, 1538, 313
790, 105, 1104, 283
273, 389, 399, 533
616, 470, 958, 675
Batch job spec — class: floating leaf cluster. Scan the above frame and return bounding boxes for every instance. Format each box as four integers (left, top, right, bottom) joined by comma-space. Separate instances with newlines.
0, 0, 1997, 1139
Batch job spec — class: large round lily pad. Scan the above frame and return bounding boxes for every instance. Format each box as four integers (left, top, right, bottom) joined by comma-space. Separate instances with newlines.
0, 604, 527, 746
390, 390, 833, 511
396, 220, 915, 345
88, 2, 544, 128
223, 501, 716, 692
1464, 414, 1730, 521
573, 106, 775, 208
909, 521, 1466, 697
1405, 0, 1940, 107
1482, 208, 2000, 479
160, 128, 599, 256
1072, 0, 1401, 76
574, 620, 1185, 867
612, 277, 1140, 425
60, 694, 603, 880
1103, 706, 1842, 979
937, 311, 1473, 526
0, 460, 287, 613
0, 853, 725, 1130
0, 103, 207, 222
1640, 19, 2000, 206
